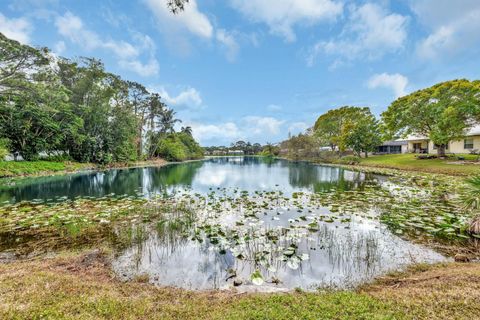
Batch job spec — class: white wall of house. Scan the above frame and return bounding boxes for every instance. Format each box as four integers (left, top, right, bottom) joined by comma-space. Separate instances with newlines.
405, 136, 480, 154
427, 136, 480, 154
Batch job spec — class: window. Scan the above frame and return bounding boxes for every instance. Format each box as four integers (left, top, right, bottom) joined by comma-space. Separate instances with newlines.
464, 138, 474, 149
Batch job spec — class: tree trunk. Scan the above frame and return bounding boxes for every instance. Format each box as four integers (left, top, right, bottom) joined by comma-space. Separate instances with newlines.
364, 150, 368, 158
437, 144, 446, 158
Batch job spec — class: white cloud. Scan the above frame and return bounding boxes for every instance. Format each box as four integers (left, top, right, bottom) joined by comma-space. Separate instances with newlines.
54, 12, 159, 77
267, 104, 282, 111
189, 122, 241, 144
54, 40, 66, 54
118, 59, 160, 77
186, 116, 286, 145
144, 0, 213, 39
367, 73, 408, 98
156, 87, 203, 109
412, 0, 480, 59
288, 122, 309, 134
0, 13, 32, 44
307, 3, 408, 66
231, 0, 343, 42
216, 29, 239, 62
243, 116, 285, 135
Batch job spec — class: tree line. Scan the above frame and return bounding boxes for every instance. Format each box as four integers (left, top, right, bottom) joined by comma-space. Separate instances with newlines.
0, 33, 203, 163
204, 141, 280, 156
283, 79, 480, 158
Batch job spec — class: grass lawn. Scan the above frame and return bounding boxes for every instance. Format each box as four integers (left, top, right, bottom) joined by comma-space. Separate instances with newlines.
0, 250, 478, 319
0, 161, 92, 178
359, 154, 480, 176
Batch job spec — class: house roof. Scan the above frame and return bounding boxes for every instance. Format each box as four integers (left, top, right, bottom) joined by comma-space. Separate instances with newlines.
380, 140, 408, 146
398, 125, 480, 141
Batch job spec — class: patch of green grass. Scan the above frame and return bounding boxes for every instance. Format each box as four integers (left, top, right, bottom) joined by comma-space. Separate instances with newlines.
0, 161, 91, 178
359, 154, 480, 176
2, 253, 480, 320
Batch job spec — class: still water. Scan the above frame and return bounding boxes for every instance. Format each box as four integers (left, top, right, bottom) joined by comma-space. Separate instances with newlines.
1, 157, 379, 203
0, 157, 446, 291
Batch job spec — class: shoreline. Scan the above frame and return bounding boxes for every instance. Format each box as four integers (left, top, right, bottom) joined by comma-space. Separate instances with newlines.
0, 158, 210, 180
278, 155, 479, 177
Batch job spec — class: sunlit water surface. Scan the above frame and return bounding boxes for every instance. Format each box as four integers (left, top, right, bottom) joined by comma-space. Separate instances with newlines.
0, 157, 446, 291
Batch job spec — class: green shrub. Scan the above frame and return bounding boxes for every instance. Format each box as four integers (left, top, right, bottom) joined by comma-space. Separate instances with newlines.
157, 137, 187, 162
177, 132, 204, 159
151, 132, 203, 162
337, 155, 360, 165
0, 139, 10, 160
317, 151, 341, 163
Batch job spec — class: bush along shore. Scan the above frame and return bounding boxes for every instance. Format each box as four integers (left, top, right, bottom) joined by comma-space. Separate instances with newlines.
0, 157, 184, 179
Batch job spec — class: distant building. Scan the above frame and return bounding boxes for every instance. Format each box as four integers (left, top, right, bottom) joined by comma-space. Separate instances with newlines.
377, 125, 480, 154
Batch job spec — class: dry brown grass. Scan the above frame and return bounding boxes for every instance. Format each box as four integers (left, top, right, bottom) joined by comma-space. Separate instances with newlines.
1, 250, 479, 319
363, 263, 480, 319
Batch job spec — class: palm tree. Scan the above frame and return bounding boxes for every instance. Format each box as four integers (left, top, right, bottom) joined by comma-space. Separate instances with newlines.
147, 93, 165, 133
181, 126, 193, 136
158, 108, 181, 134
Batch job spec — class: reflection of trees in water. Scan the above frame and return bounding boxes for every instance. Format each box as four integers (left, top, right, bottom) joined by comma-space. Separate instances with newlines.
143, 161, 204, 195
208, 156, 278, 168
287, 162, 372, 192
3, 161, 205, 203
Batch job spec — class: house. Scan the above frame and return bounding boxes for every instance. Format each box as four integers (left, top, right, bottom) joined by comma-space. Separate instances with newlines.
379, 125, 480, 154
375, 140, 408, 154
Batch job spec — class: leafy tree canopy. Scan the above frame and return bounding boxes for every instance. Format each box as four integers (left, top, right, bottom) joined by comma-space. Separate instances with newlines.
382, 79, 480, 156
314, 106, 380, 153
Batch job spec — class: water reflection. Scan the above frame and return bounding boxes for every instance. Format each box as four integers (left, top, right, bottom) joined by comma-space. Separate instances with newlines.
1, 157, 378, 203
112, 210, 445, 291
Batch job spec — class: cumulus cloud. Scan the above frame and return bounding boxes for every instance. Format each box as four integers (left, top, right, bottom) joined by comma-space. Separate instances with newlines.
53, 40, 66, 54
288, 122, 309, 134
189, 122, 241, 144
0, 13, 32, 44
216, 29, 240, 62
54, 12, 159, 77
307, 3, 408, 66
367, 73, 408, 98
187, 116, 287, 145
267, 104, 282, 111
231, 0, 343, 42
243, 116, 285, 135
144, 0, 213, 39
411, 0, 480, 59
157, 87, 203, 109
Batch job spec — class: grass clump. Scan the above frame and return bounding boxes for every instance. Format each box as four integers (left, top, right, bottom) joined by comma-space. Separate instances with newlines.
1, 251, 479, 319
0, 161, 90, 178
358, 154, 480, 176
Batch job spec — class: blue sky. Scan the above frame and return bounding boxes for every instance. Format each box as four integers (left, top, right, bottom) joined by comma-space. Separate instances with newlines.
1, 0, 480, 146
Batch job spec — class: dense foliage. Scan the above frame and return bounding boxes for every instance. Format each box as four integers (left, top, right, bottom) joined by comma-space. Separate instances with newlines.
151, 131, 203, 162
313, 106, 382, 157
0, 138, 8, 160
204, 140, 265, 155
0, 33, 202, 164
382, 79, 480, 156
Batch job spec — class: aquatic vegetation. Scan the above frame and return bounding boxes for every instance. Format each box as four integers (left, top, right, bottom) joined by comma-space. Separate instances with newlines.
0, 167, 477, 290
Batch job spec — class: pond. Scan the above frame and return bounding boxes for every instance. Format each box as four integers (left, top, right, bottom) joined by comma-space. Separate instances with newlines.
2, 157, 381, 203
0, 157, 447, 291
